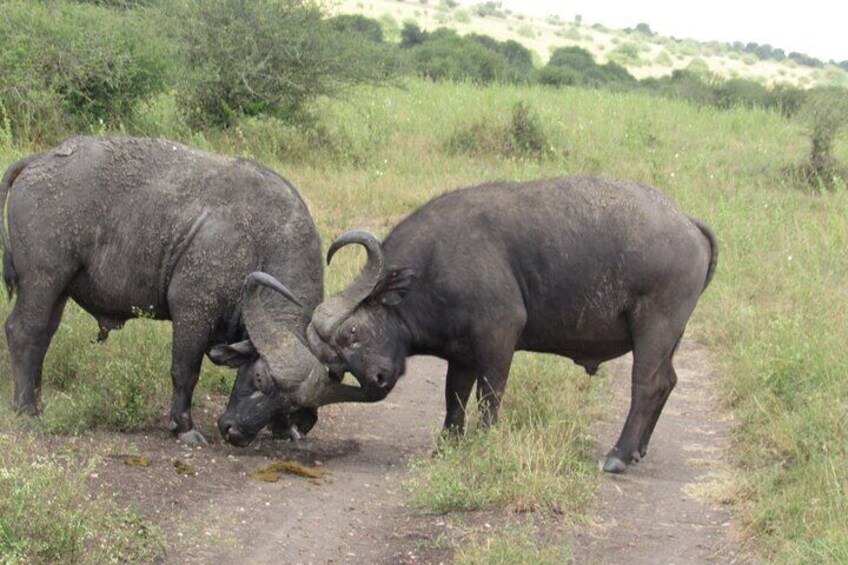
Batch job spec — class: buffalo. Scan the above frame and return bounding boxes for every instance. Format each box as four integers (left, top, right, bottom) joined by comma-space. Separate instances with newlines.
303, 177, 718, 473
1, 136, 367, 445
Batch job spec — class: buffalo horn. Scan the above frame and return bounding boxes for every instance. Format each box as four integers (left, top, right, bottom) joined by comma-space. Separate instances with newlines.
240, 272, 375, 406
311, 230, 384, 339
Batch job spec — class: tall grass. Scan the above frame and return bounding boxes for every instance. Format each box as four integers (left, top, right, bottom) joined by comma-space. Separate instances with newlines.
1, 78, 847, 560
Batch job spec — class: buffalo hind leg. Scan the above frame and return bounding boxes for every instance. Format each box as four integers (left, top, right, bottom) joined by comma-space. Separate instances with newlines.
637, 358, 678, 459
6, 290, 68, 415
604, 316, 686, 474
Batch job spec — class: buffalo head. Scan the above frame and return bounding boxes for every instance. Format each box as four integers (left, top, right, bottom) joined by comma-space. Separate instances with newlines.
306, 231, 414, 400
209, 272, 374, 446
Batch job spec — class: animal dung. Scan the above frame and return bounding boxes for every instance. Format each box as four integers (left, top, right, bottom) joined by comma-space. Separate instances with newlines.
173, 459, 197, 476
123, 456, 151, 467
251, 460, 326, 483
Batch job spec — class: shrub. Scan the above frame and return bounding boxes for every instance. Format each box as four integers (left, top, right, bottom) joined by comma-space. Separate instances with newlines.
790, 86, 848, 190
0, 1, 170, 141
557, 26, 583, 41
516, 25, 535, 39
326, 14, 385, 43
685, 57, 712, 78
712, 78, 770, 110
609, 42, 647, 66
542, 46, 636, 89
472, 1, 505, 18
653, 50, 674, 67
536, 66, 579, 87
403, 27, 533, 84
166, 0, 394, 128
446, 101, 554, 160
767, 85, 806, 118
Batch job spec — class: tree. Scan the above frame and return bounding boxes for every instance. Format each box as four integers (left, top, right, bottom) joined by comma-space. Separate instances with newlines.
327, 14, 385, 43
401, 21, 428, 48
635, 22, 653, 36
167, 0, 393, 128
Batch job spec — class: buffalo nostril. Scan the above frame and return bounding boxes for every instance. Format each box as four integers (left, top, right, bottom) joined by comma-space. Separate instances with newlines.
375, 373, 388, 388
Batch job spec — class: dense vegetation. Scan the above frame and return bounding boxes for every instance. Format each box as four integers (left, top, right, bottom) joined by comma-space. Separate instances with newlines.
0, 0, 847, 561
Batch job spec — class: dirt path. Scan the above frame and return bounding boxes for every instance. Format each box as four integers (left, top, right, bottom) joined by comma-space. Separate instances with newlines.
572, 340, 740, 564
87, 340, 738, 564
115, 355, 449, 564
213, 355, 447, 564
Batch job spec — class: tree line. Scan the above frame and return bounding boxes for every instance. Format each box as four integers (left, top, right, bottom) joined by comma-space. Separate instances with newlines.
0, 0, 844, 162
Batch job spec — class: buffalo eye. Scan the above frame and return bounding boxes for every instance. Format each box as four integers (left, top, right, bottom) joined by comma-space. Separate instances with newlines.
253, 368, 274, 395
348, 325, 360, 347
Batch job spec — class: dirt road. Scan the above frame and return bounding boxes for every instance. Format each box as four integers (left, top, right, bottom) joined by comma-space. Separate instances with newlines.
88, 340, 737, 564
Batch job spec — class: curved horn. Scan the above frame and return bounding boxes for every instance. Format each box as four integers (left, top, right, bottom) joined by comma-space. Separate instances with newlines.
234, 272, 375, 408
242, 271, 302, 307
226, 272, 302, 341
312, 230, 385, 339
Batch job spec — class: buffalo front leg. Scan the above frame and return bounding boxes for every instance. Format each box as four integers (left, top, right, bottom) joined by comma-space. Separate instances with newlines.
168, 319, 210, 446
471, 308, 524, 430
5, 290, 68, 415
475, 347, 517, 430
442, 361, 477, 436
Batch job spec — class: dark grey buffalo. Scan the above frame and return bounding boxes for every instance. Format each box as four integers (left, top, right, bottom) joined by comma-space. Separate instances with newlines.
304, 177, 718, 473
1, 136, 367, 445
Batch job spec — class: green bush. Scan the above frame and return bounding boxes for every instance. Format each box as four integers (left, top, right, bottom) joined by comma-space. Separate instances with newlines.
446, 101, 554, 160
0, 1, 170, 141
537, 66, 580, 87
540, 46, 636, 89
166, 0, 394, 128
790, 86, 848, 190
326, 13, 385, 43
712, 78, 771, 110
402, 27, 533, 84
609, 41, 647, 66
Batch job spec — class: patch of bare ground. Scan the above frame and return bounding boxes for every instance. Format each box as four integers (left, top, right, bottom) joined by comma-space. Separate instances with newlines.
82, 356, 448, 564
572, 340, 744, 564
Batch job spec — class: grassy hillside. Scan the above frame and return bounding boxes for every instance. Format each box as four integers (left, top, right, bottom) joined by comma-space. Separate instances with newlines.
328, 0, 848, 88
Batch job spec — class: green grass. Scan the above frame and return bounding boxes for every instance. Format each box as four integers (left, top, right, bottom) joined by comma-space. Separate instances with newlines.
1, 77, 847, 561
0, 434, 163, 564
407, 354, 602, 514
454, 521, 572, 564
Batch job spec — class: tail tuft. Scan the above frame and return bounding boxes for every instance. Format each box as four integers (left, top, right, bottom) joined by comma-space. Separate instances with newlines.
3, 250, 17, 300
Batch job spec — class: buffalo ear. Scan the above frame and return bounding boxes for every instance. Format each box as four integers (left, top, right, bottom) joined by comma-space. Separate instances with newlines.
207, 340, 257, 367
373, 267, 415, 307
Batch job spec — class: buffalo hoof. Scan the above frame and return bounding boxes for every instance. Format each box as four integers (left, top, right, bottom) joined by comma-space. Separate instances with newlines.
602, 455, 627, 474
13, 401, 40, 417
178, 429, 209, 447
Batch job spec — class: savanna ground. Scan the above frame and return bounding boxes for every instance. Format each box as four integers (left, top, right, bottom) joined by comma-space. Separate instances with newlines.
1, 79, 847, 563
